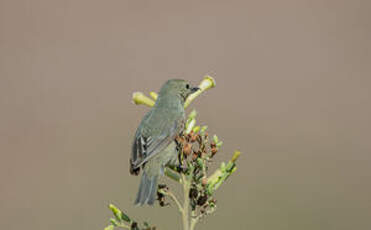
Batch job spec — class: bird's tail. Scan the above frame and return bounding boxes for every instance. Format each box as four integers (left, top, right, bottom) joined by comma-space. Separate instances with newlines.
134, 171, 158, 206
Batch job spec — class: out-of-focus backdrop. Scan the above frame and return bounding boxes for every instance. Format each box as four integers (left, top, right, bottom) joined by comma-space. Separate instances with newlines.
1, 0, 370, 229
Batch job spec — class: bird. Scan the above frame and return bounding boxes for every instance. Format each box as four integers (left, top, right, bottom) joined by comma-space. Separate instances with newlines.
130, 79, 199, 205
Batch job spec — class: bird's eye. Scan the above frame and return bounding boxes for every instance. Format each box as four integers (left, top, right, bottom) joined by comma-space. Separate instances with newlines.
186, 84, 190, 89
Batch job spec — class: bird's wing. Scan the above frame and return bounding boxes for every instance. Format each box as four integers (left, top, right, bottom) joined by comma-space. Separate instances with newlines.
131, 115, 181, 169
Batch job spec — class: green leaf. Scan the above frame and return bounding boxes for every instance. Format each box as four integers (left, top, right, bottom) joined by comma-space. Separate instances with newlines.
164, 167, 181, 183
213, 135, 219, 144
108, 204, 131, 223
188, 109, 197, 120
200, 125, 208, 134
120, 212, 131, 223
110, 218, 119, 226
220, 162, 226, 172
185, 118, 196, 134
109, 204, 122, 222
192, 125, 200, 133
104, 225, 114, 230
196, 158, 204, 168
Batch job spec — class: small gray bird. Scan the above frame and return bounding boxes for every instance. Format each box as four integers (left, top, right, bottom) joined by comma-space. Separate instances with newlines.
130, 79, 199, 205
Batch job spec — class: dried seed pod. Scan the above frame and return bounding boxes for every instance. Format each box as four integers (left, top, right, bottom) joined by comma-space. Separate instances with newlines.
157, 192, 164, 201
211, 147, 218, 157
192, 152, 198, 161
159, 200, 166, 207
158, 184, 167, 190
189, 188, 198, 199
210, 141, 216, 148
190, 133, 198, 143
197, 194, 208, 206
131, 222, 139, 230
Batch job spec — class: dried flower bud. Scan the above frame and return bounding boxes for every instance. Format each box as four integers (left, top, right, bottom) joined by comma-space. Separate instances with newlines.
196, 135, 202, 144
211, 147, 218, 156
159, 200, 166, 207
175, 136, 185, 145
202, 178, 208, 186
210, 142, 216, 148
190, 133, 198, 143
183, 143, 192, 156
187, 130, 194, 139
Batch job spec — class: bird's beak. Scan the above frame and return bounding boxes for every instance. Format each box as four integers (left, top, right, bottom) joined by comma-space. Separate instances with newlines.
191, 87, 200, 93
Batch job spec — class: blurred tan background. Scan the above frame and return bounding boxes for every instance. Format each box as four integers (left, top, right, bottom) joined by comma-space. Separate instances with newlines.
1, 0, 371, 229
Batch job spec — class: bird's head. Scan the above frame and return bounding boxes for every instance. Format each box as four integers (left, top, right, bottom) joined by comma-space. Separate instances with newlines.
159, 79, 199, 102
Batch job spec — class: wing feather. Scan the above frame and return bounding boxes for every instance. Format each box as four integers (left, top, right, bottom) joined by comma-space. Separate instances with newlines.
131, 116, 179, 170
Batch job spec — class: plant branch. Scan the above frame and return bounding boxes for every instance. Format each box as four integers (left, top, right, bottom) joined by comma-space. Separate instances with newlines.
190, 215, 199, 230
158, 189, 183, 213
181, 174, 191, 230
116, 223, 131, 229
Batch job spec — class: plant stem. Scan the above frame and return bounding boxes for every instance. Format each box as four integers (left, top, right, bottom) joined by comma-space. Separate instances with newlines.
182, 174, 190, 230
190, 215, 199, 230
160, 189, 183, 213
117, 223, 130, 229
